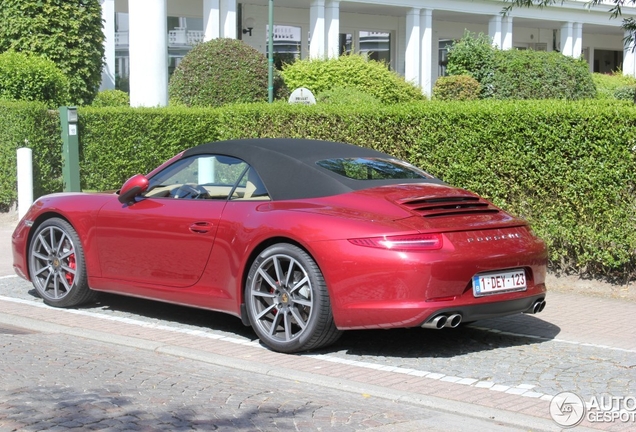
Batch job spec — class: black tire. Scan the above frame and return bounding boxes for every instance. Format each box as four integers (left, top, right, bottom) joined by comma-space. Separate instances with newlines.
28, 218, 96, 307
245, 243, 342, 353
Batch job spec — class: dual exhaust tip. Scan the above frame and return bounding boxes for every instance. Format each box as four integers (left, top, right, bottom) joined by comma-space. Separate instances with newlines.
422, 313, 462, 329
422, 299, 547, 329
526, 299, 547, 314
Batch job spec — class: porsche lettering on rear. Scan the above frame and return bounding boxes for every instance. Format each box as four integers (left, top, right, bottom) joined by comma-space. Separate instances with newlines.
467, 233, 522, 243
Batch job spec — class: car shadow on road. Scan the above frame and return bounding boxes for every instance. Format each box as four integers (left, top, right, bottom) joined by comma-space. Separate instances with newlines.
27, 289, 258, 340
319, 314, 561, 359
26, 289, 560, 358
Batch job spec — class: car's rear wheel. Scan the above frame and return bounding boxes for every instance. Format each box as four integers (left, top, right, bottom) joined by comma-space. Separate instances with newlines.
245, 243, 342, 353
28, 218, 96, 307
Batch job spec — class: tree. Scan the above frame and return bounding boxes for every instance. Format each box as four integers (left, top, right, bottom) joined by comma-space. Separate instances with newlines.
503, 1, 636, 43
0, 0, 105, 106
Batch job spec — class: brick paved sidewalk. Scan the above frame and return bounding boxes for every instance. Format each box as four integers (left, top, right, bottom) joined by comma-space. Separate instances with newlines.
0, 296, 618, 432
473, 291, 636, 352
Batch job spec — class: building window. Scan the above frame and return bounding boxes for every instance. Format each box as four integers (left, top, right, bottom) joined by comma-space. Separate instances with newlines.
359, 31, 390, 67
339, 33, 353, 55
594, 49, 623, 73
266, 25, 302, 69
438, 39, 454, 77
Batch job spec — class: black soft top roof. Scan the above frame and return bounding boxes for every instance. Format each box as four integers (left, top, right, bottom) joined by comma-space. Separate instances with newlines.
182, 138, 439, 200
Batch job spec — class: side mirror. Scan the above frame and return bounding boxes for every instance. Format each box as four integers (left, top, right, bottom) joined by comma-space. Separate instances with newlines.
118, 174, 149, 204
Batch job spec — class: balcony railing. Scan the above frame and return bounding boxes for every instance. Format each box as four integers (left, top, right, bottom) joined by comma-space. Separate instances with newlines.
115, 30, 204, 47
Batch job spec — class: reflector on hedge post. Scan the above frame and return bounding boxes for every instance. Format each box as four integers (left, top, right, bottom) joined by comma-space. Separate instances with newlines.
59, 106, 81, 192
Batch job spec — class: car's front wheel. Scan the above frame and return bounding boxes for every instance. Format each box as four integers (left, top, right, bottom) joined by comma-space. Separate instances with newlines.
245, 243, 342, 353
28, 218, 96, 307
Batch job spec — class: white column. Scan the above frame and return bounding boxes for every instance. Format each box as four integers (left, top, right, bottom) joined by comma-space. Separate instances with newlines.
310, 0, 326, 59
405, 8, 420, 86
100, 0, 115, 90
489, 15, 502, 48
624, 30, 636, 76
129, 0, 168, 107
573, 22, 583, 58
501, 16, 513, 50
203, 0, 220, 41
420, 9, 433, 97
220, 0, 237, 38
17, 148, 33, 220
561, 22, 574, 56
588, 47, 595, 73
326, 1, 340, 59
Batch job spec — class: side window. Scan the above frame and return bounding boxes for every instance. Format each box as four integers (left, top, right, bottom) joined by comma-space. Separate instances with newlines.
234, 167, 270, 200
143, 155, 249, 200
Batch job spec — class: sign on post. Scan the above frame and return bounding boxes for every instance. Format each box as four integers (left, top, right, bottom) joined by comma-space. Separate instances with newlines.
288, 87, 316, 105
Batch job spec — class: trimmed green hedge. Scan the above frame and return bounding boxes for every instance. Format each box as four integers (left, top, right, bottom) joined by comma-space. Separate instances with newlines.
1, 100, 635, 279
79, 106, 222, 190
0, 101, 61, 210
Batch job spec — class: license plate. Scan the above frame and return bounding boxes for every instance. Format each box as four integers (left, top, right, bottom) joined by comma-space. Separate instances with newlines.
472, 269, 527, 297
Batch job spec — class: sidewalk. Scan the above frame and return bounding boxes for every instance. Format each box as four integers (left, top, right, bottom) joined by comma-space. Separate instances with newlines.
0, 210, 17, 277
1, 212, 635, 431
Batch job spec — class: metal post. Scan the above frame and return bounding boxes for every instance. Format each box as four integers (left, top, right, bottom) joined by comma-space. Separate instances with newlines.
17, 147, 33, 219
268, 0, 274, 103
59, 106, 81, 192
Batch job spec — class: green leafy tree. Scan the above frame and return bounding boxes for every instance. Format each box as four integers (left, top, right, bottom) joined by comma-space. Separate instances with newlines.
503, 1, 636, 41
0, 0, 105, 106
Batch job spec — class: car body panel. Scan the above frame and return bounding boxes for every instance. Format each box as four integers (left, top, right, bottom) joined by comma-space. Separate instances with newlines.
12, 138, 549, 334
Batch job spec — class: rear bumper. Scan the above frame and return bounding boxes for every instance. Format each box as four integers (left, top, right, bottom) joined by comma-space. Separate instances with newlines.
420, 293, 546, 325
327, 284, 547, 330
310, 229, 548, 330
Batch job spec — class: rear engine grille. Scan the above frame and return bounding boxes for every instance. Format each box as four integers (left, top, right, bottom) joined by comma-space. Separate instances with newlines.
398, 196, 500, 218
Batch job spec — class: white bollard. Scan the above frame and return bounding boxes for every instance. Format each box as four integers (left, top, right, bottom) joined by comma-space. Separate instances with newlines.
17, 147, 33, 220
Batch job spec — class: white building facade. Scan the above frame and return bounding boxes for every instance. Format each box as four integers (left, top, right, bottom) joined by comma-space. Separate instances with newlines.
99, 0, 636, 107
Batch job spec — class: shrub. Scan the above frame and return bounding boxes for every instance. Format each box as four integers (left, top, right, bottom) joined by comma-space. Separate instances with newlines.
169, 38, 275, 107
491, 49, 596, 100
446, 32, 497, 98
446, 32, 596, 100
0, 51, 69, 107
613, 85, 636, 101
432, 75, 481, 101
92, 89, 130, 107
316, 87, 381, 105
0, 0, 105, 106
281, 54, 425, 104
593, 72, 636, 99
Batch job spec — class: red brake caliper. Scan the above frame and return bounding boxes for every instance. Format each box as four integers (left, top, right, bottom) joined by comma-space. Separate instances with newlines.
65, 253, 76, 285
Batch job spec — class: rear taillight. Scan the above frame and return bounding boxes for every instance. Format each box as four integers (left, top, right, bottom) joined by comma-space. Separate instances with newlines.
348, 233, 443, 251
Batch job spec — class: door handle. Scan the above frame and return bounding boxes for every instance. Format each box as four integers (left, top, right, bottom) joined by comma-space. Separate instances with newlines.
189, 221, 212, 234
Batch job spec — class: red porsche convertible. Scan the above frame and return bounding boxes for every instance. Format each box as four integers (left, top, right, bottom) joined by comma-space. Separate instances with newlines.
12, 138, 547, 353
